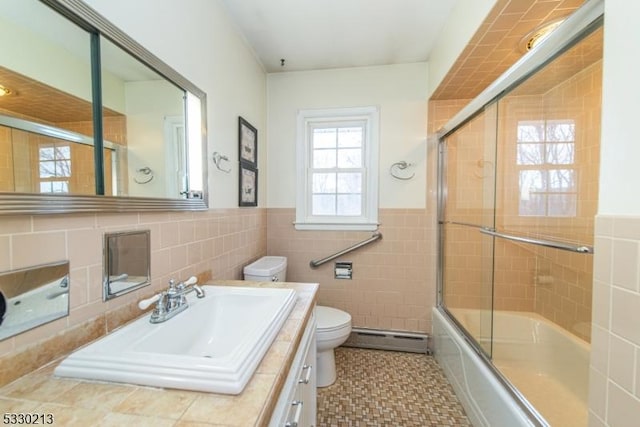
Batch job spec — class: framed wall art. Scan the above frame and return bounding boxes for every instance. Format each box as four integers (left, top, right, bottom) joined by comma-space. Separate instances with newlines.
239, 163, 258, 207
238, 116, 257, 167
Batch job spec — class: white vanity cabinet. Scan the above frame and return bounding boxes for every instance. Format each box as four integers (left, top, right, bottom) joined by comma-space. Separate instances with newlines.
270, 310, 317, 427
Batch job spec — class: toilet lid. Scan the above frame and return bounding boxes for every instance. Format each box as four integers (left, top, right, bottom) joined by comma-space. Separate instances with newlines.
316, 306, 351, 332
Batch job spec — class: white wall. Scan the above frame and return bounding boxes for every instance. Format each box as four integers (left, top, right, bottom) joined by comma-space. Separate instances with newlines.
124, 80, 183, 198
85, 0, 267, 209
599, 0, 640, 215
267, 63, 428, 209
427, 0, 496, 98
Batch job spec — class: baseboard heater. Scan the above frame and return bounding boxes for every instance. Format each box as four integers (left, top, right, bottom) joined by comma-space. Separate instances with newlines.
342, 327, 430, 354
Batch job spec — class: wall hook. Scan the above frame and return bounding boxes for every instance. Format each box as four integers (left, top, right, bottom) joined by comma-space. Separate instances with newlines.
390, 161, 415, 180
134, 166, 154, 184
212, 151, 231, 173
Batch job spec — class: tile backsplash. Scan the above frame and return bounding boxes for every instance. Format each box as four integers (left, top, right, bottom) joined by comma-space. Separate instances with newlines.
0, 208, 266, 386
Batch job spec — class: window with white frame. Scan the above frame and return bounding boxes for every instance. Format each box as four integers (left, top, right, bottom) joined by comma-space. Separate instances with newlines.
516, 119, 577, 217
38, 143, 71, 193
295, 107, 379, 230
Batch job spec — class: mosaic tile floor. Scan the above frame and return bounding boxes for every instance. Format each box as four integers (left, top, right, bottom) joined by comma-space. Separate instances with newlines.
317, 347, 471, 427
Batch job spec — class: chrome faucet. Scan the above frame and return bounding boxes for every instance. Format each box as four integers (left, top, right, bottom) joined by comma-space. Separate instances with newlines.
138, 276, 205, 323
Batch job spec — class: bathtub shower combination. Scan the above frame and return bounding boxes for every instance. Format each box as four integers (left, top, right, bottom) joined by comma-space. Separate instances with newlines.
433, 1, 603, 426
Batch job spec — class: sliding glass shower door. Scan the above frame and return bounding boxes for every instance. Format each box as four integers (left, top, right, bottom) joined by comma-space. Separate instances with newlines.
438, 21, 602, 427
440, 102, 498, 356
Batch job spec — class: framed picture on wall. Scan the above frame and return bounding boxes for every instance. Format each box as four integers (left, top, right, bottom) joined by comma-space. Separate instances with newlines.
238, 116, 257, 167
239, 163, 258, 207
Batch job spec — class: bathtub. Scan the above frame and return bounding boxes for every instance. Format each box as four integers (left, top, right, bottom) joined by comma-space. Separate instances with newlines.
433, 307, 590, 427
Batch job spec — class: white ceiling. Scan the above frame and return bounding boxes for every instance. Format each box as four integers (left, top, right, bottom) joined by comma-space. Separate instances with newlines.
220, 0, 458, 73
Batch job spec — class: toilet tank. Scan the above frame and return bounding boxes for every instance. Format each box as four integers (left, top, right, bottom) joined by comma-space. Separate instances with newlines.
243, 256, 287, 282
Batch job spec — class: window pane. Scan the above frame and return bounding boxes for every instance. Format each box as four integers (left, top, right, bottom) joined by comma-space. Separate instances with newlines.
338, 127, 362, 148
546, 143, 574, 164
519, 193, 545, 216
517, 144, 544, 165
313, 149, 336, 168
337, 194, 361, 216
549, 169, 575, 191
546, 121, 575, 142
548, 194, 577, 216
39, 162, 55, 178
51, 181, 69, 193
312, 173, 336, 193
517, 122, 545, 142
337, 148, 362, 168
40, 182, 52, 193
337, 172, 362, 193
519, 169, 545, 195
56, 160, 72, 177
312, 195, 336, 215
55, 146, 71, 160
39, 147, 54, 161
313, 128, 337, 149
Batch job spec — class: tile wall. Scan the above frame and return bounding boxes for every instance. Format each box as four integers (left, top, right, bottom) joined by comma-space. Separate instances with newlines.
0, 208, 266, 386
589, 215, 640, 427
266, 208, 432, 333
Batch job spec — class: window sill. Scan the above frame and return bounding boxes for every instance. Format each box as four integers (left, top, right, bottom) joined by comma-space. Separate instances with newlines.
293, 222, 379, 231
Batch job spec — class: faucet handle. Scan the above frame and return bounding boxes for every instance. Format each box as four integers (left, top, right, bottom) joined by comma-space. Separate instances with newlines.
184, 276, 197, 286
138, 293, 162, 310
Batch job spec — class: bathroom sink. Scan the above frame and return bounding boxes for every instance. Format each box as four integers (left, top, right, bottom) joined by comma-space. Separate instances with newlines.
54, 285, 297, 394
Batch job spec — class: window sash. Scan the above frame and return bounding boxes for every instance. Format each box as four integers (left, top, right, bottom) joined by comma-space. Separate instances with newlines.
295, 107, 379, 230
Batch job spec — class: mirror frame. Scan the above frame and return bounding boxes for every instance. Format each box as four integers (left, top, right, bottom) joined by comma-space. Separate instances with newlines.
0, 0, 208, 214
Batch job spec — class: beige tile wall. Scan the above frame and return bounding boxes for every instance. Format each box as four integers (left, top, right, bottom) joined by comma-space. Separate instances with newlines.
0, 208, 266, 386
0, 126, 12, 192
267, 208, 432, 333
589, 215, 640, 427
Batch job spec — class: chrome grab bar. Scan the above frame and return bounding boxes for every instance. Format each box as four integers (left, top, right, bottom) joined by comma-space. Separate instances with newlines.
479, 228, 594, 254
310, 231, 382, 268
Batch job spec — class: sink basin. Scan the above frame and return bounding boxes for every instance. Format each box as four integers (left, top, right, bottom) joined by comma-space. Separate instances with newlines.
54, 285, 296, 394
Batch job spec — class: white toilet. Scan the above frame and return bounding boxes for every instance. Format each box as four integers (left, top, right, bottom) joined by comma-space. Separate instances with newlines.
243, 256, 352, 387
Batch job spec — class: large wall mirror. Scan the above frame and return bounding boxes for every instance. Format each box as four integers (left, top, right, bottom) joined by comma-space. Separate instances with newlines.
0, 0, 207, 213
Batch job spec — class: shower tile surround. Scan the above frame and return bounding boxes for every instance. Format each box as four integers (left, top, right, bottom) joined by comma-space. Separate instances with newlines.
267, 208, 433, 333
0, 208, 267, 387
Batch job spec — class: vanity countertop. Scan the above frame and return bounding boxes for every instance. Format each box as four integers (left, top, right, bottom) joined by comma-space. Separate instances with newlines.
0, 280, 318, 427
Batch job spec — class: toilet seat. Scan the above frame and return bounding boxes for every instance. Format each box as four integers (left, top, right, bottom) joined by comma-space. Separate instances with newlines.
316, 306, 351, 333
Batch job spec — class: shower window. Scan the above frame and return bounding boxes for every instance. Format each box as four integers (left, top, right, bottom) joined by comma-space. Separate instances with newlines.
38, 143, 71, 193
516, 119, 577, 216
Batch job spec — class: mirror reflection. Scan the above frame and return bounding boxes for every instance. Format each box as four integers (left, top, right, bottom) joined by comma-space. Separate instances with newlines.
0, 0, 206, 204
99, 36, 187, 198
0, 260, 70, 341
